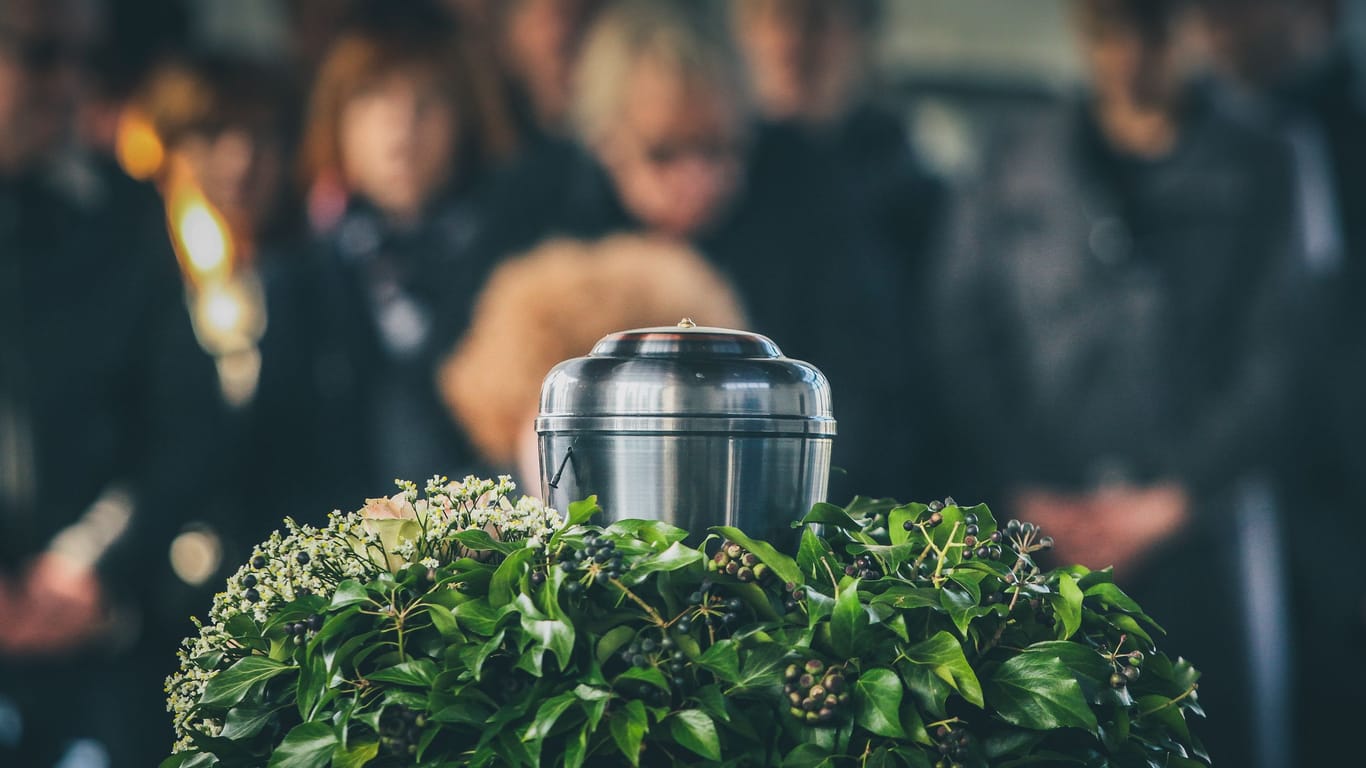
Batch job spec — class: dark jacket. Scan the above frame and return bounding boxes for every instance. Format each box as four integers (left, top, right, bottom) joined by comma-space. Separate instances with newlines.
472, 125, 910, 500
932, 91, 1299, 504
0, 159, 221, 585
0, 158, 224, 766
243, 194, 486, 526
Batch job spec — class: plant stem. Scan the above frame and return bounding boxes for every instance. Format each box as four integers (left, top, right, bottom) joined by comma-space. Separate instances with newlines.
609, 578, 666, 626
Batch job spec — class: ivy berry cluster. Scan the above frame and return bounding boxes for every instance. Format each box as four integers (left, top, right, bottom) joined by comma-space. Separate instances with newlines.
783, 659, 852, 725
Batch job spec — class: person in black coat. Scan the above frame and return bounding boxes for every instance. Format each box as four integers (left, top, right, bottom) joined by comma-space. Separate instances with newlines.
1, 5, 223, 764
1197, 1, 1366, 762
931, 1, 1299, 765
243, 1, 516, 523
473, 0, 905, 501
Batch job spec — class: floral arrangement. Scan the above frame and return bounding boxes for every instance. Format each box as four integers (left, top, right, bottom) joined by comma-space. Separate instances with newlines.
163, 478, 1208, 767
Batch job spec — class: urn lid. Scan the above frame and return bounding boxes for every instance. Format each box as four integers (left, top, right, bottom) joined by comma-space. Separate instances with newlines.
537, 320, 835, 435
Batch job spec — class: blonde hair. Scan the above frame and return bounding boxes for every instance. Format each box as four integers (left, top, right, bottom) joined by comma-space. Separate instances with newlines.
440, 234, 748, 466
570, 0, 749, 145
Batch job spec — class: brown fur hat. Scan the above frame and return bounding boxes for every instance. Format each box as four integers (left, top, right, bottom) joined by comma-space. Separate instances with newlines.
440, 234, 748, 466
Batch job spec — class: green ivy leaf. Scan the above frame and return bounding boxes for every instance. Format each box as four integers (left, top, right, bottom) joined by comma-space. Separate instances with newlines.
871, 586, 944, 611
831, 579, 870, 657
524, 691, 579, 743
367, 659, 437, 688
453, 599, 509, 636
797, 526, 840, 583
1049, 574, 1084, 640
201, 655, 292, 709
887, 503, 929, 545
330, 739, 378, 768
903, 632, 984, 708
985, 653, 1098, 733
798, 502, 860, 530
328, 580, 370, 610
567, 497, 601, 527
265, 721, 336, 768
696, 640, 741, 683
940, 582, 988, 637
516, 593, 575, 674
219, 704, 278, 741
596, 625, 636, 667
622, 540, 703, 585
489, 547, 536, 607
421, 602, 460, 640
449, 529, 522, 556
669, 709, 722, 761
710, 526, 803, 586
610, 698, 648, 767
854, 668, 906, 738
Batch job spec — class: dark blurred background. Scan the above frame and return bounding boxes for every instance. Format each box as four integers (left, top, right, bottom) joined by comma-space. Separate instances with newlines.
2, 0, 1364, 765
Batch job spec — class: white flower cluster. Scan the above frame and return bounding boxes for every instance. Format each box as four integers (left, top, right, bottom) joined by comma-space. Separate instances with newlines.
166, 475, 563, 753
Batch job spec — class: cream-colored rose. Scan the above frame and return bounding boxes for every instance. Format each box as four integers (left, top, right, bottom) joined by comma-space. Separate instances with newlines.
358, 494, 421, 571
360, 494, 418, 520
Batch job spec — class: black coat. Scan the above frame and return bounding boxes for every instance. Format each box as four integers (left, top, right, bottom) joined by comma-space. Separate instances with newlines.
0, 158, 224, 765
471, 125, 912, 500
243, 195, 486, 529
932, 92, 1298, 503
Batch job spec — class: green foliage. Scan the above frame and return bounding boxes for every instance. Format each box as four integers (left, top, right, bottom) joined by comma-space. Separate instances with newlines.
164, 494, 1207, 767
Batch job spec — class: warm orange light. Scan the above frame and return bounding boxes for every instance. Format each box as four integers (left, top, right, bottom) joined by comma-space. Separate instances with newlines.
114, 107, 165, 181
166, 171, 234, 286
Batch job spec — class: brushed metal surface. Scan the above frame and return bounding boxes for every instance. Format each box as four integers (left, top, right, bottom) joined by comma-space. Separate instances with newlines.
537, 324, 835, 543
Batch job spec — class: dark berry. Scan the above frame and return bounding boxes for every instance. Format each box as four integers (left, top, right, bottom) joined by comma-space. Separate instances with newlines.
240, 574, 257, 588
989, 531, 1002, 543
928, 512, 944, 527
965, 524, 979, 536
963, 535, 977, 548
307, 614, 323, 631
565, 581, 583, 596
245, 588, 260, 602
251, 555, 266, 569
903, 520, 916, 531
964, 513, 978, 525
530, 570, 546, 585
641, 639, 657, 653
676, 618, 692, 633
1039, 536, 1055, 550
296, 552, 310, 565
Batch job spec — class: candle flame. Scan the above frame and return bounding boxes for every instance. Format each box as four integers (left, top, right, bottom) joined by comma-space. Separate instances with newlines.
166, 170, 234, 287
114, 107, 165, 181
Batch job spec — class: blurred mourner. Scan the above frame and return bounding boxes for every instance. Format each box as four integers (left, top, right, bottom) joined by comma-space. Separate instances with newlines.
931, 0, 1299, 765
1197, 0, 1366, 763
732, 0, 945, 293
474, 0, 909, 500
733, 0, 949, 497
244, 0, 517, 524
0, 0, 223, 764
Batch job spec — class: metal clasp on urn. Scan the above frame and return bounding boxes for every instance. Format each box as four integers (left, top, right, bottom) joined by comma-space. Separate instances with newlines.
536, 319, 836, 544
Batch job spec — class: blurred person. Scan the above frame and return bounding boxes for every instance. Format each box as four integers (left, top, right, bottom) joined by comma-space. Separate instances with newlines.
1197, 2, 1366, 763
733, 0, 950, 497
140, 53, 301, 262
440, 234, 746, 487
245, 0, 516, 523
931, 0, 1299, 764
0, 0, 223, 764
732, 0, 944, 289
491, 0, 605, 143
473, 0, 907, 499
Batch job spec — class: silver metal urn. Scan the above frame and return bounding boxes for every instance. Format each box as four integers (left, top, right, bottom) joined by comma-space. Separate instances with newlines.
536, 320, 835, 542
